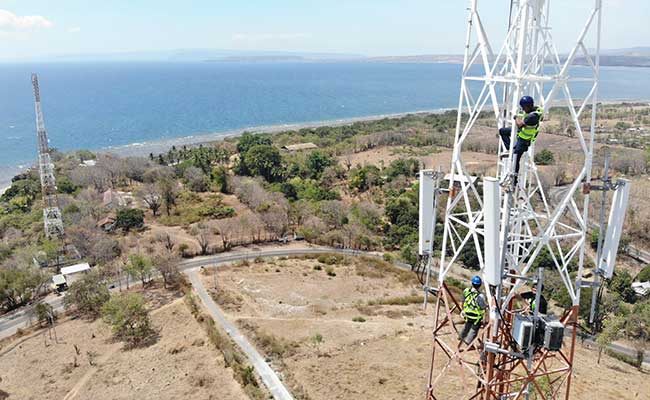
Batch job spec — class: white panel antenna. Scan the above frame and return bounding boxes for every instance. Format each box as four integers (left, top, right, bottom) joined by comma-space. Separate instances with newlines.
419, 170, 436, 255
599, 179, 631, 279
483, 177, 501, 286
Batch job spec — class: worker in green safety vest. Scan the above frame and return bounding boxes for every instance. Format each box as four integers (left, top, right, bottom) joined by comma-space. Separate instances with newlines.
498, 96, 545, 186
459, 275, 488, 345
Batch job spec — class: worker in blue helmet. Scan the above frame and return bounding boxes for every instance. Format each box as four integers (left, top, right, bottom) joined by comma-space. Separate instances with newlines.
459, 275, 488, 345
498, 96, 545, 186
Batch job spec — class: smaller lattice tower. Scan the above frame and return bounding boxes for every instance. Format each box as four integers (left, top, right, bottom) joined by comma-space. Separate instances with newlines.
32, 74, 64, 239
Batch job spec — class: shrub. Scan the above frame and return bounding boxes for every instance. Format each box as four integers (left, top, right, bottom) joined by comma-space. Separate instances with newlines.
102, 292, 156, 347
115, 208, 145, 231
64, 271, 110, 319
352, 316, 366, 323
534, 149, 555, 165
637, 266, 650, 282
325, 267, 336, 277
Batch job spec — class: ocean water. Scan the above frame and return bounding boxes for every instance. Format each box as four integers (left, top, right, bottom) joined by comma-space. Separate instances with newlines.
1, 61, 649, 184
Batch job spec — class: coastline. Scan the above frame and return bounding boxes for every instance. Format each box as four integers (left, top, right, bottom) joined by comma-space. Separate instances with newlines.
1, 98, 648, 188
94, 108, 449, 158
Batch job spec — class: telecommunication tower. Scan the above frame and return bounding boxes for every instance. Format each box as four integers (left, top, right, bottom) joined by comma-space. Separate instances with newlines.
417, 1, 630, 399
32, 74, 65, 239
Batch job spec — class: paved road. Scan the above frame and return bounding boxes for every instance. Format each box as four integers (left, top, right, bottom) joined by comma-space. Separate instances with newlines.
1, 245, 645, 367
0, 247, 386, 340
187, 269, 294, 400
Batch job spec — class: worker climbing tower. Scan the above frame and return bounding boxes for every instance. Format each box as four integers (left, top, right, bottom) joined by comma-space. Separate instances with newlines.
32, 74, 65, 239
417, 1, 630, 399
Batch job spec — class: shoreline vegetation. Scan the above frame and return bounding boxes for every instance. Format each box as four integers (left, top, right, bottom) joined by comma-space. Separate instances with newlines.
2, 98, 649, 190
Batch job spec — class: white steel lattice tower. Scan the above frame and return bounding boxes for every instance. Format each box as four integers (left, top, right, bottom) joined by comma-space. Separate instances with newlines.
32, 74, 64, 239
427, 0, 605, 398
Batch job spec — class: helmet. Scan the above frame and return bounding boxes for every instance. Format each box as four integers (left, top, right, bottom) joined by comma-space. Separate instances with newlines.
520, 96, 534, 108
471, 275, 482, 286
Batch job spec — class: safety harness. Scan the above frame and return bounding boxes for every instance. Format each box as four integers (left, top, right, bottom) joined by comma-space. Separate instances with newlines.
463, 287, 485, 323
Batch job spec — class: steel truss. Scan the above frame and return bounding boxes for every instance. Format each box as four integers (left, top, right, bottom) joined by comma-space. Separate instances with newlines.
33, 74, 65, 239
428, 0, 602, 399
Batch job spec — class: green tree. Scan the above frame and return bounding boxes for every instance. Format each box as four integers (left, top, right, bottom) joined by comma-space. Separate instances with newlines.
609, 270, 637, 303
33, 301, 55, 327
57, 176, 79, 194
349, 165, 382, 192
236, 132, 272, 154
63, 271, 110, 319
239, 144, 283, 182
115, 208, 145, 231
124, 254, 154, 288
102, 293, 156, 347
211, 165, 230, 193
534, 149, 555, 165
306, 151, 333, 179
0, 266, 49, 312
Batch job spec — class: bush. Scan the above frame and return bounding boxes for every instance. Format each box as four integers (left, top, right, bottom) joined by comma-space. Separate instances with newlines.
325, 267, 336, 277
64, 271, 110, 319
352, 316, 366, 323
115, 208, 145, 231
0, 266, 49, 312
102, 293, 156, 347
609, 270, 637, 303
534, 149, 555, 165
637, 266, 650, 282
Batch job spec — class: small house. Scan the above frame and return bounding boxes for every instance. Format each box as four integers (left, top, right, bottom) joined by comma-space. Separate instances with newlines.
97, 216, 117, 232
632, 281, 650, 297
60, 263, 91, 285
282, 143, 318, 152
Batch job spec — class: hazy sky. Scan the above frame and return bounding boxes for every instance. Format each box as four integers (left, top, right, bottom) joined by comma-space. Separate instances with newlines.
0, 0, 645, 60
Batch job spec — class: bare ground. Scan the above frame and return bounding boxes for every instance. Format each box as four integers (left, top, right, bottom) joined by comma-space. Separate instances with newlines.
205, 257, 650, 400
0, 296, 249, 400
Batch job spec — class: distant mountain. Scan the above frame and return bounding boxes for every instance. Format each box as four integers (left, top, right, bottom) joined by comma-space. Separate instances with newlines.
601, 47, 650, 57
16, 49, 364, 63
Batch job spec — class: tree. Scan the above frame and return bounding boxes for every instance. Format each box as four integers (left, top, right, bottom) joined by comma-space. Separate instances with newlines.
102, 293, 156, 347
115, 208, 144, 231
239, 144, 283, 182
236, 132, 272, 154
63, 271, 110, 319
192, 224, 211, 255
32, 301, 55, 327
211, 165, 230, 193
609, 270, 637, 303
534, 149, 555, 165
159, 178, 179, 216
0, 266, 49, 312
154, 250, 180, 289
306, 151, 333, 179
184, 166, 209, 192
124, 254, 154, 288
137, 184, 162, 217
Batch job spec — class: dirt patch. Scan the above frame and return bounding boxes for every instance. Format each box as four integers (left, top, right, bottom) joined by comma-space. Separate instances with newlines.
0, 298, 249, 400
207, 256, 650, 400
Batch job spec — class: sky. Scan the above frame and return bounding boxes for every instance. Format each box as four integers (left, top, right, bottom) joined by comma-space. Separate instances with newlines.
0, 0, 646, 60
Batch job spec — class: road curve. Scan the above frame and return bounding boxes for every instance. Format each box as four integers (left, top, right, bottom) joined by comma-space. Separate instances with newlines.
1, 246, 646, 366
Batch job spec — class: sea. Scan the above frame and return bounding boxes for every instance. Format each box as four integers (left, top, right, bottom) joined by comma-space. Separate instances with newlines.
1, 61, 650, 188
